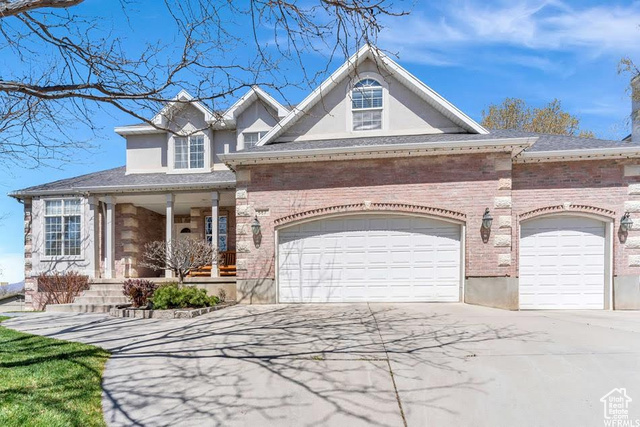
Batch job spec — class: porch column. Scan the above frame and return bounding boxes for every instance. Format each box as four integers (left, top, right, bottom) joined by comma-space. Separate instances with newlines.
104, 196, 115, 279
165, 194, 174, 278
211, 191, 219, 277
87, 196, 100, 278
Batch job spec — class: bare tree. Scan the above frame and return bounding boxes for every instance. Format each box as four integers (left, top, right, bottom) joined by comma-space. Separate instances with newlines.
0, 0, 408, 167
481, 98, 595, 138
36, 270, 89, 309
141, 239, 215, 283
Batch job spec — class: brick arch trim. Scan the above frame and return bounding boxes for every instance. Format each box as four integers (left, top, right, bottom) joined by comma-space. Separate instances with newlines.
274, 202, 466, 228
518, 204, 616, 222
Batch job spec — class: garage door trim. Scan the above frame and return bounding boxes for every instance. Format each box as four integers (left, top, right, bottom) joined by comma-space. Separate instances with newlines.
517, 212, 614, 310
275, 211, 466, 303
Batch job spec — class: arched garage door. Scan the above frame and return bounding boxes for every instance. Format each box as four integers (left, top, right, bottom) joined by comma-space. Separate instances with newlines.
519, 216, 606, 309
277, 214, 462, 303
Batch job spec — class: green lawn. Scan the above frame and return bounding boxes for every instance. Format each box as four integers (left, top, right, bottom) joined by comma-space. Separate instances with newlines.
0, 317, 110, 427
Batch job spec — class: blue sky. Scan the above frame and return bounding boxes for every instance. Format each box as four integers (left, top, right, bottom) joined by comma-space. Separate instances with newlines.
1, 0, 640, 283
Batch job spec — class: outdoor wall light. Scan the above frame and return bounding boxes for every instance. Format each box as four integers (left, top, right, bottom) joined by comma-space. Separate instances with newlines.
621, 212, 634, 232
251, 216, 261, 235
481, 208, 493, 230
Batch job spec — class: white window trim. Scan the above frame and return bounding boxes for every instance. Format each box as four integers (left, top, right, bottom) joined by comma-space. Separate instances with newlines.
168, 131, 211, 173
347, 72, 389, 134
239, 130, 269, 151
41, 197, 84, 260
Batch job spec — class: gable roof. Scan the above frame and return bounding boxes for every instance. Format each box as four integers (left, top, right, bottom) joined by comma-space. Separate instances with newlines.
9, 167, 236, 198
215, 86, 289, 127
115, 90, 216, 136
152, 89, 215, 125
256, 44, 488, 147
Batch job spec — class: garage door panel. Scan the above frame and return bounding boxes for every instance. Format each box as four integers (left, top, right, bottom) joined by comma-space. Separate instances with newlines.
278, 214, 461, 303
519, 216, 605, 310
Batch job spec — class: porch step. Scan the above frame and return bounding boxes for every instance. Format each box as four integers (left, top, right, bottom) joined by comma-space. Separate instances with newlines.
45, 282, 129, 313
86, 284, 125, 292
73, 296, 130, 305
46, 303, 121, 313
82, 288, 125, 297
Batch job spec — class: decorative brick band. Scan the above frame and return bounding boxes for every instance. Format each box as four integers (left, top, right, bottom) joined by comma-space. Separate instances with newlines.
274, 202, 466, 227
518, 204, 616, 221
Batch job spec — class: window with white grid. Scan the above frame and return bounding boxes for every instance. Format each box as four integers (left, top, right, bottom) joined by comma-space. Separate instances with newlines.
174, 135, 205, 169
44, 199, 82, 256
352, 78, 383, 131
242, 131, 267, 150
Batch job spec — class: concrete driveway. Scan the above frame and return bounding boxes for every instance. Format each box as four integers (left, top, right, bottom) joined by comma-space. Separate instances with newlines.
4, 303, 640, 426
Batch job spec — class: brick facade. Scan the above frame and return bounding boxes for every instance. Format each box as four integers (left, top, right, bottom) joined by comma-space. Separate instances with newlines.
236, 154, 640, 304
236, 153, 516, 282
512, 159, 640, 277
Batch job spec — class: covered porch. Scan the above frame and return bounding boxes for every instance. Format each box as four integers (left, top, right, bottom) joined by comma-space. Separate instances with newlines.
96, 190, 236, 280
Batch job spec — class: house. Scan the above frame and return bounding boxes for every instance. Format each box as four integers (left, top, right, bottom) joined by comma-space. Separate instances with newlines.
10, 45, 640, 311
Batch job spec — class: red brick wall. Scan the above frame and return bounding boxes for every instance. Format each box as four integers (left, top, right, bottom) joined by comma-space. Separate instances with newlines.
237, 153, 514, 280
512, 159, 640, 277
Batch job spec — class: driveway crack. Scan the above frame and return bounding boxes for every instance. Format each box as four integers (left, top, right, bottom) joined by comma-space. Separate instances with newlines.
368, 303, 408, 427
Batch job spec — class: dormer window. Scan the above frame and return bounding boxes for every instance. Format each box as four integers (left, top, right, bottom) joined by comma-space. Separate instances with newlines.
242, 131, 267, 150
174, 135, 204, 169
352, 78, 383, 131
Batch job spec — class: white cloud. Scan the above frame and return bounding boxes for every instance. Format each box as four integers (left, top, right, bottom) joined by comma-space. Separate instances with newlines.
379, 1, 640, 67
0, 252, 24, 284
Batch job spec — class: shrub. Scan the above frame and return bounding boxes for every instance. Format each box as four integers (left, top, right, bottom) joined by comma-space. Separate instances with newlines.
152, 283, 219, 310
122, 279, 158, 308
37, 271, 90, 310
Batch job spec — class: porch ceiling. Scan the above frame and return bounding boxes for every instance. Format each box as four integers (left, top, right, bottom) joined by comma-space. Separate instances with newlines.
113, 191, 235, 215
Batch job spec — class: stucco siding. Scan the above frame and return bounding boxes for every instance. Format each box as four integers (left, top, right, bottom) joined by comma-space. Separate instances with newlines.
279, 58, 461, 142
29, 196, 96, 277
236, 100, 280, 150
126, 134, 167, 173
212, 130, 236, 170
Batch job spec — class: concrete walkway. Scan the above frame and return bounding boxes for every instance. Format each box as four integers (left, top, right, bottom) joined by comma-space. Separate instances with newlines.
4, 303, 640, 426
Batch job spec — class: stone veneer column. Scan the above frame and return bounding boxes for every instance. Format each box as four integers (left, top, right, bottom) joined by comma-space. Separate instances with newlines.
235, 171, 251, 276
493, 158, 513, 269
105, 196, 116, 279
118, 204, 139, 278
23, 199, 36, 310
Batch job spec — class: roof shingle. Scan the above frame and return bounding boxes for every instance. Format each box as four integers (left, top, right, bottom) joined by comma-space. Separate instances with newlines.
10, 167, 236, 197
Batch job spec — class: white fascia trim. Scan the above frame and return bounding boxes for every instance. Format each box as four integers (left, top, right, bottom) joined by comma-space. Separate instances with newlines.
214, 86, 289, 125
11, 181, 237, 197
516, 146, 640, 163
222, 137, 535, 165
114, 125, 165, 136
256, 45, 488, 147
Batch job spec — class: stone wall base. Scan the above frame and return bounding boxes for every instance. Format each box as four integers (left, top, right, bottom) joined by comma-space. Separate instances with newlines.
465, 277, 519, 311
237, 278, 276, 304
614, 275, 640, 310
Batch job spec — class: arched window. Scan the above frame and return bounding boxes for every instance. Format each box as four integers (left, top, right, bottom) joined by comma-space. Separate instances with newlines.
351, 78, 383, 131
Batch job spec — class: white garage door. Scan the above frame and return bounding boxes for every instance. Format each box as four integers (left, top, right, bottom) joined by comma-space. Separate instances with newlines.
519, 216, 606, 310
277, 214, 461, 303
